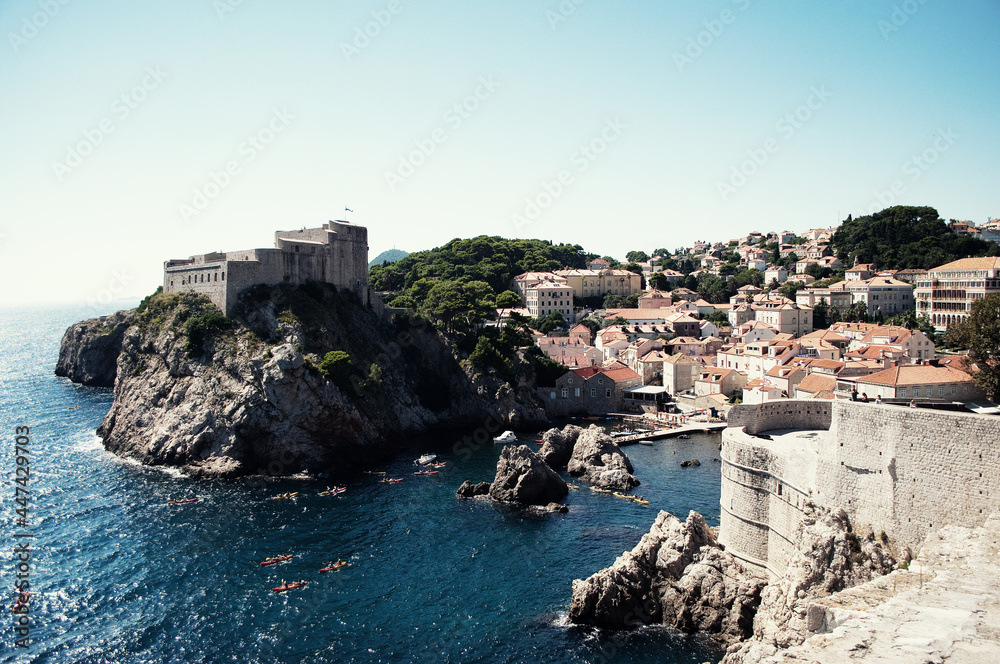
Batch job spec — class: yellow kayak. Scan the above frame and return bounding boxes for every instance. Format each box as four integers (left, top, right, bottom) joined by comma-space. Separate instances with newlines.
589, 487, 611, 494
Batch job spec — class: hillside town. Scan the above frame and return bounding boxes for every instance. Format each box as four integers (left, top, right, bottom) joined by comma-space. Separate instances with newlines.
506, 220, 1000, 419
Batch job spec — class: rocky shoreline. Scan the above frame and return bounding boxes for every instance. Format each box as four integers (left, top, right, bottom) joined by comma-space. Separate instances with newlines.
56, 285, 547, 478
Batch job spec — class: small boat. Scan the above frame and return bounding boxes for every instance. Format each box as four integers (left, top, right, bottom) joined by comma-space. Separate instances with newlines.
413, 470, 438, 476
319, 560, 347, 573
567, 483, 580, 490
272, 580, 308, 593
493, 430, 517, 444
12, 591, 29, 613
631, 497, 650, 506
260, 554, 293, 567
677, 434, 690, 439
429, 462, 447, 469
589, 487, 611, 494
415, 454, 437, 466
377, 478, 404, 484
166, 497, 198, 505
639, 441, 653, 446
68, 405, 81, 410
613, 492, 630, 499
272, 492, 298, 500
363, 471, 386, 475
319, 486, 346, 496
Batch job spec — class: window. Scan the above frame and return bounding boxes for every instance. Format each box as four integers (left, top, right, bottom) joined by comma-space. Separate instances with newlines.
605, 389, 612, 397
574, 387, 580, 397
561, 388, 568, 398
550, 391, 556, 399
899, 389, 906, 398
938, 386, 945, 397
590, 388, 596, 397
952, 386, 957, 395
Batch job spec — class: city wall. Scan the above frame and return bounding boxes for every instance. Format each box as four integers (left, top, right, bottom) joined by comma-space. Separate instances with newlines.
719, 399, 1000, 577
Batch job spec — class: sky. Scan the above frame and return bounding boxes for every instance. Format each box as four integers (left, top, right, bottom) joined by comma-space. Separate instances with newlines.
1, 0, 998, 307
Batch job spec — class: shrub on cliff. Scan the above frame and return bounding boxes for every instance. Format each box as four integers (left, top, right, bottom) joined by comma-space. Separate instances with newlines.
184, 308, 232, 357
319, 350, 353, 390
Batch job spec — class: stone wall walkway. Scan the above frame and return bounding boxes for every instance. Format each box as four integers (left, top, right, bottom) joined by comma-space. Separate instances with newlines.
758, 513, 1000, 663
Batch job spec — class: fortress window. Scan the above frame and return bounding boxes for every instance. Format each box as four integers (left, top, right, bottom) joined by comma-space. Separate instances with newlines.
222, 272, 225, 280
294, 246, 300, 252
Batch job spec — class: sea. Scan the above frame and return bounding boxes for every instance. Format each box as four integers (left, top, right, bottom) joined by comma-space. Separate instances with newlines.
1, 304, 726, 664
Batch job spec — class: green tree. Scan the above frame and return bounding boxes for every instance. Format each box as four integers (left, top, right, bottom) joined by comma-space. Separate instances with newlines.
319, 350, 354, 390
648, 272, 669, 290
495, 290, 522, 320
626, 250, 649, 263
420, 279, 495, 336
961, 293, 1000, 400
812, 298, 830, 329
778, 280, 805, 300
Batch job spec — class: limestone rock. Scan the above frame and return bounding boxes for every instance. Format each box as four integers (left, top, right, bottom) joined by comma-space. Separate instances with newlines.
64, 286, 548, 477
525, 502, 569, 515
489, 445, 568, 506
537, 424, 584, 469
55, 310, 134, 387
680, 458, 701, 467
722, 504, 896, 663
567, 425, 639, 491
569, 510, 765, 642
456, 480, 491, 498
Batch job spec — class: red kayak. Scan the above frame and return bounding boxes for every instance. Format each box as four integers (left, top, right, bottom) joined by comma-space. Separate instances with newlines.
12, 591, 29, 613
319, 487, 346, 496
413, 471, 438, 476
377, 478, 404, 484
430, 462, 447, 468
260, 554, 293, 567
166, 498, 198, 505
272, 580, 308, 592
319, 561, 347, 573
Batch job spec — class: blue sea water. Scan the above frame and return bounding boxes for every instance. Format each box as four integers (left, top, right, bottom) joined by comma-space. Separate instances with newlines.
1, 305, 726, 664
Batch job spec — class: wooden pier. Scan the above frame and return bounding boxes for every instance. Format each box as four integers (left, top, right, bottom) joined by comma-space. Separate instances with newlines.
611, 421, 726, 445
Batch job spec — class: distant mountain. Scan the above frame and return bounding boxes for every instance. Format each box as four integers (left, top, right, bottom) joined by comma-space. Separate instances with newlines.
369, 249, 409, 267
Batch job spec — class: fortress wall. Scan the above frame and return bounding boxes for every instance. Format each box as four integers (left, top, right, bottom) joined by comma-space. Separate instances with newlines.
727, 401, 832, 435
721, 399, 1000, 576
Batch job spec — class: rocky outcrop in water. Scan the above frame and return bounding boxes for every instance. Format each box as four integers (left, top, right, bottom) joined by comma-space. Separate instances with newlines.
55, 310, 134, 387
488, 445, 568, 506
569, 510, 765, 643
60, 285, 547, 477
537, 424, 584, 468
567, 426, 639, 491
455, 480, 492, 498
722, 504, 896, 663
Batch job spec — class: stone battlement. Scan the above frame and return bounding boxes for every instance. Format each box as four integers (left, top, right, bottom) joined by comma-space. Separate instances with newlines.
719, 400, 1000, 578
163, 220, 368, 316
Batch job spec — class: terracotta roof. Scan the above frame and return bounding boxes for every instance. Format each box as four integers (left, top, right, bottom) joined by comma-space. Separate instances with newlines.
796, 373, 837, 394
570, 366, 601, 379
930, 257, 1000, 272
856, 364, 973, 387
601, 366, 642, 382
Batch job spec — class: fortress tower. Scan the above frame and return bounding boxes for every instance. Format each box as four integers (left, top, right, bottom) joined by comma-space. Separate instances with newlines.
163, 220, 369, 316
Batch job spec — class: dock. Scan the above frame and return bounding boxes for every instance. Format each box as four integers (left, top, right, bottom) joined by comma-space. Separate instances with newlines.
612, 421, 726, 445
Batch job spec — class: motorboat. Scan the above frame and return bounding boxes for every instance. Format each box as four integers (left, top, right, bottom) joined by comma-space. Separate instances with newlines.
493, 431, 516, 444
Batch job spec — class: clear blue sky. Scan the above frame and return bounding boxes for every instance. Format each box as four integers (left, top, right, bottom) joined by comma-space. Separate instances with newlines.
1, 0, 998, 305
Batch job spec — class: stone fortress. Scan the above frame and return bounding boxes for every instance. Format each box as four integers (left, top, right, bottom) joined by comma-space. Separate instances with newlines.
163, 220, 370, 316
719, 400, 1000, 578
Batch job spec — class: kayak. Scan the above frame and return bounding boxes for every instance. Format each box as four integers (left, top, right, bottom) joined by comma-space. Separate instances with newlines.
12, 591, 29, 613
272, 492, 298, 500
631, 498, 650, 505
413, 471, 438, 476
260, 554, 293, 567
567, 484, 580, 490
319, 487, 346, 496
429, 462, 447, 469
363, 471, 386, 475
166, 498, 198, 505
377, 478, 404, 484
613, 492, 630, 499
272, 580, 308, 592
319, 561, 347, 573
589, 487, 611, 494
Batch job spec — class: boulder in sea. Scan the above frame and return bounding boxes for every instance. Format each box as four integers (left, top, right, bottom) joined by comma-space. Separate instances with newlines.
680, 458, 701, 467
569, 510, 766, 643
525, 502, 569, 515
567, 425, 639, 491
456, 480, 492, 498
538, 424, 585, 469
489, 445, 568, 506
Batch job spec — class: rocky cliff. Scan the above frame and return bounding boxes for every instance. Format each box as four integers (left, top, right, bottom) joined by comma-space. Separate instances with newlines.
55, 310, 134, 387
58, 284, 547, 477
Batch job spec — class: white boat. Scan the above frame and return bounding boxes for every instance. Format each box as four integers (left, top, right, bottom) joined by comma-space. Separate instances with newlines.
493, 430, 516, 444
415, 454, 437, 465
